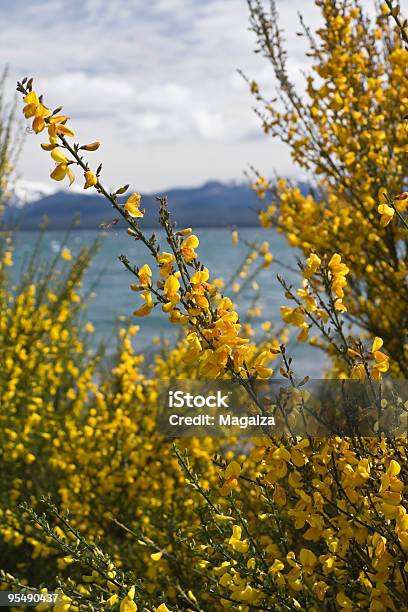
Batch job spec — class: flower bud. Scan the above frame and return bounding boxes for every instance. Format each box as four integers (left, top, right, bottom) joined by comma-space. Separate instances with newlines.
80, 141, 101, 151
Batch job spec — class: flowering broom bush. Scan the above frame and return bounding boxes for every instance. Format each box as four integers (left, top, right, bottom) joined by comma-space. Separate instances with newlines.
0, 1, 407, 611
247, 0, 408, 377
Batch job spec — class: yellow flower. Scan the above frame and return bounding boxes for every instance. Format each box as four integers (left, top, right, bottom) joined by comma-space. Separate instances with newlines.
41, 142, 58, 151
137, 264, 152, 288
351, 363, 366, 380
219, 476, 238, 496
124, 193, 144, 218
61, 247, 72, 261
80, 141, 100, 151
181, 235, 199, 262
54, 593, 72, 612
387, 459, 401, 477
304, 253, 321, 278
214, 514, 234, 523
120, 599, 137, 612
370, 336, 389, 379
344, 151, 356, 166
334, 298, 347, 312
157, 252, 174, 277
3, 251, 13, 266
177, 227, 192, 236
252, 350, 273, 378
84, 170, 97, 189
133, 291, 154, 317
281, 306, 305, 326
48, 117, 75, 138
262, 251, 273, 268
120, 587, 137, 612
225, 460, 241, 479
29, 110, 44, 125
51, 148, 69, 164
228, 525, 249, 553
299, 548, 317, 575
270, 559, 285, 574
22, 90, 39, 113
378, 203, 394, 227
22, 89, 52, 133
336, 592, 353, 611
51, 163, 69, 181
297, 323, 309, 342
273, 484, 287, 507
151, 551, 163, 561
371, 336, 383, 352
190, 267, 209, 285
164, 275, 180, 300
314, 581, 329, 601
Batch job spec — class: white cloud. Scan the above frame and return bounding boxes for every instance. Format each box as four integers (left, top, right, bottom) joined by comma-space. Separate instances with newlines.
137, 83, 192, 110
40, 73, 135, 115
0, 0, 378, 190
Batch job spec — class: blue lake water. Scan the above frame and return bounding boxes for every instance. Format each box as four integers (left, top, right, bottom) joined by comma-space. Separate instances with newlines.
10, 228, 327, 377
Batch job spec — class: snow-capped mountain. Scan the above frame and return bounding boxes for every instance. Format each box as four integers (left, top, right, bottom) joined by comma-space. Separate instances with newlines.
11, 179, 84, 207
11, 180, 58, 207
3, 180, 311, 229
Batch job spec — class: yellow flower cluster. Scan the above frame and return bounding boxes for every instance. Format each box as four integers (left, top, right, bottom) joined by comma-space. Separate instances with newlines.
327, 253, 349, 313
251, 0, 407, 376
18, 80, 282, 383
1, 3, 405, 610
377, 188, 408, 227
349, 336, 390, 381
279, 251, 354, 363
5, 431, 406, 611
21, 83, 105, 192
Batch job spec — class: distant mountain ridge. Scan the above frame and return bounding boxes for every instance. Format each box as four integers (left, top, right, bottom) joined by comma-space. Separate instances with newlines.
3, 180, 310, 229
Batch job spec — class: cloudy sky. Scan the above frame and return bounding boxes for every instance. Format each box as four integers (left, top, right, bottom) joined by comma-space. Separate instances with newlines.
0, 0, 373, 192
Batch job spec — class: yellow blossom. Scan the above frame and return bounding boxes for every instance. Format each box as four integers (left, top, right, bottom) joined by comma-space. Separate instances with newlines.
84, 170, 97, 189
61, 247, 72, 261
181, 235, 199, 262
133, 291, 154, 317
228, 525, 249, 554
124, 193, 144, 218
